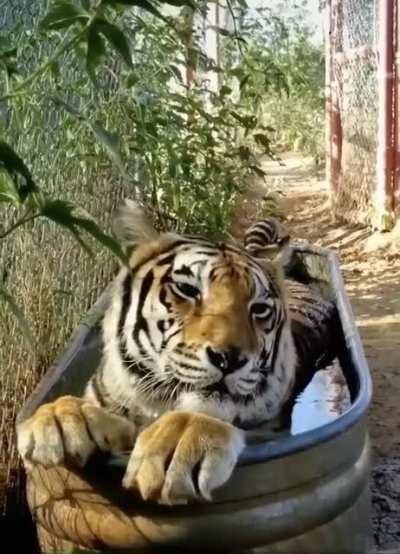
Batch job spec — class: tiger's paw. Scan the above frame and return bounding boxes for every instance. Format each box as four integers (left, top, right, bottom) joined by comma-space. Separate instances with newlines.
122, 411, 244, 505
17, 395, 136, 470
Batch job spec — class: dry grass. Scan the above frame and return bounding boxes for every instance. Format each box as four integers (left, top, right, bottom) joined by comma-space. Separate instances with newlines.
0, 182, 129, 517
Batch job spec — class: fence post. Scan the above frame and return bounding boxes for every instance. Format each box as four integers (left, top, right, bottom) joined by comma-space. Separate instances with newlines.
324, 0, 332, 192
326, 0, 342, 208
376, 0, 396, 229
395, 0, 400, 216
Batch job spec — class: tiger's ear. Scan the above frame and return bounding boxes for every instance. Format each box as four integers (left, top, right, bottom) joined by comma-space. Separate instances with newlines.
112, 199, 159, 248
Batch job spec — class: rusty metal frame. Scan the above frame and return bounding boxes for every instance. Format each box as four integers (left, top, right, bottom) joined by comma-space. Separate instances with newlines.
324, 0, 332, 191
325, 0, 343, 197
376, 0, 396, 224
326, 0, 399, 224
394, 0, 400, 213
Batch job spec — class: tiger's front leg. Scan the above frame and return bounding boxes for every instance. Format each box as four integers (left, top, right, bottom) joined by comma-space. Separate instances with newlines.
122, 411, 245, 505
17, 395, 136, 470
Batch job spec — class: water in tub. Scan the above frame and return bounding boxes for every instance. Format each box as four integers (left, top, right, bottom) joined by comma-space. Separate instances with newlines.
244, 359, 351, 443
290, 359, 351, 434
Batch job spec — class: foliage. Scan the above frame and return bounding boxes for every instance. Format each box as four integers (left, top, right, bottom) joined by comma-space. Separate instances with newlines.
233, 1, 325, 161
0, 0, 277, 339
0, 0, 275, 234
85, 14, 275, 235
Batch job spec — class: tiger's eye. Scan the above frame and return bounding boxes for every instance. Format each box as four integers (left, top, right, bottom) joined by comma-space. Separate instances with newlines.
173, 282, 200, 299
251, 302, 272, 318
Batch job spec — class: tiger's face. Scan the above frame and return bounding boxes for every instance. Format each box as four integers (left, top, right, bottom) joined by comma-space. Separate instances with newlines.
105, 232, 292, 422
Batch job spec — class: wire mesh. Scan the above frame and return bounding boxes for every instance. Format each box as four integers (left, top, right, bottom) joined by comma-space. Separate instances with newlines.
331, 0, 379, 224
0, 0, 133, 524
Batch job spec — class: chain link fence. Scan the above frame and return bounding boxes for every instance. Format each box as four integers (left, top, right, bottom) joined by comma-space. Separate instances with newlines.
0, 0, 134, 527
329, 0, 379, 224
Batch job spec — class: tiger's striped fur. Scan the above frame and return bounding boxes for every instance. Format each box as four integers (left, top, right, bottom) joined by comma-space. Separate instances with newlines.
85, 231, 297, 427
83, 204, 336, 429
17, 201, 338, 504
244, 217, 290, 255
244, 215, 338, 415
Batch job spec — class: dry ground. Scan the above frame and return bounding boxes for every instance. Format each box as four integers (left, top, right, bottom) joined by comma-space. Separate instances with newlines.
234, 153, 400, 551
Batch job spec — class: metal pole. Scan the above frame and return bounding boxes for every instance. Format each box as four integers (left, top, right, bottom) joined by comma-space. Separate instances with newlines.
394, 0, 400, 215
325, 0, 332, 192
376, 0, 395, 229
328, 0, 342, 200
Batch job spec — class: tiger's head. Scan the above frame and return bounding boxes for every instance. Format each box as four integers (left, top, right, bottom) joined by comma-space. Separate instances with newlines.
101, 200, 296, 425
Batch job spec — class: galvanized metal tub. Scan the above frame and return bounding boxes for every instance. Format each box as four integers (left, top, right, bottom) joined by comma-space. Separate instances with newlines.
17, 243, 373, 553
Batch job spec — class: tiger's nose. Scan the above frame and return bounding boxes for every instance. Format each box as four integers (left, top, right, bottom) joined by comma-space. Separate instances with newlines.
206, 346, 246, 373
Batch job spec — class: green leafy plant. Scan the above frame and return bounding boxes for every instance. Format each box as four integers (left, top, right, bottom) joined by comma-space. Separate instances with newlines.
1, 0, 276, 341
232, 2, 325, 162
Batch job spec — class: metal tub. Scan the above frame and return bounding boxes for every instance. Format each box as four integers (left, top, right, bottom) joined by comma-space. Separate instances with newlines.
17, 243, 373, 553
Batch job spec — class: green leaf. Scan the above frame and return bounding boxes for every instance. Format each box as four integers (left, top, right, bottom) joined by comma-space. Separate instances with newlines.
0, 287, 36, 350
260, 124, 276, 133
95, 18, 132, 68
169, 64, 183, 83
0, 140, 38, 201
40, 199, 128, 265
161, 0, 197, 6
40, 0, 89, 30
86, 22, 107, 80
49, 60, 60, 79
41, 199, 90, 254
231, 111, 257, 129
89, 123, 127, 176
239, 74, 250, 90
3, 61, 20, 79
50, 97, 130, 182
207, 25, 229, 35
71, 216, 129, 265
207, 26, 246, 43
126, 73, 139, 87
253, 133, 271, 149
0, 169, 21, 205
0, 101, 9, 127
237, 145, 251, 162
103, 0, 169, 22
228, 66, 244, 78
0, 37, 9, 52
50, 95, 84, 119
249, 165, 267, 178
219, 85, 232, 97
0, 46, 17, 61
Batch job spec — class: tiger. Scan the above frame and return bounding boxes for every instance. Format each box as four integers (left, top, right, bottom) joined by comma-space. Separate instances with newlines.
17, 200, 338, 505
244, 216, 290, 255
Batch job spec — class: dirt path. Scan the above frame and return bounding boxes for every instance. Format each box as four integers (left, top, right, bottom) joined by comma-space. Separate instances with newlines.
234, 153, 400, 551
